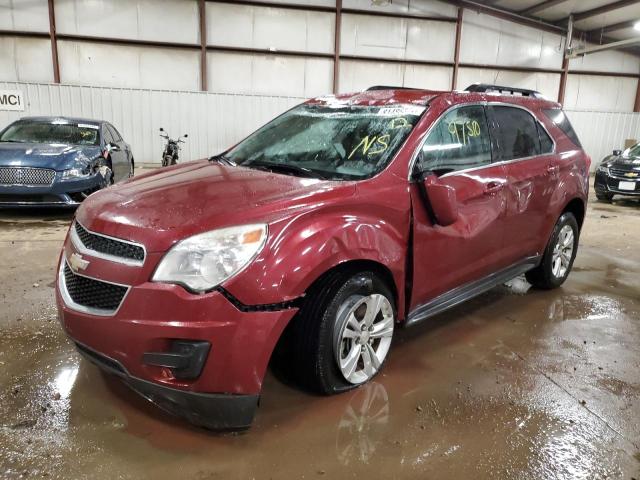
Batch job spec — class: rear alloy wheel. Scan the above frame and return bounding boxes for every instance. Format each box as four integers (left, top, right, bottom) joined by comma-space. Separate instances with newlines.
526, 212, 579, 289
284, 271, 395, 394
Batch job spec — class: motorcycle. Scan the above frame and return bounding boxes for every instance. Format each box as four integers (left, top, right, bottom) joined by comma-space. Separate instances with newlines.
159, 128, 188, 167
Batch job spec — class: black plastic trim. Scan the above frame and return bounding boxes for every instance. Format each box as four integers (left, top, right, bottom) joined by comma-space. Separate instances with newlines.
405, 256, 541, 326
74, 341, 258, 430
215, 287, 302, 312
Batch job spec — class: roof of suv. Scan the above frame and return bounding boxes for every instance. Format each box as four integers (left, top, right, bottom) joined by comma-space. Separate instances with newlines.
307, 87, 561, 111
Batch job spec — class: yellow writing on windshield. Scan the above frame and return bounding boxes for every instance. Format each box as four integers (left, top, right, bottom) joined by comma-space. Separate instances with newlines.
348, 134, 390, 159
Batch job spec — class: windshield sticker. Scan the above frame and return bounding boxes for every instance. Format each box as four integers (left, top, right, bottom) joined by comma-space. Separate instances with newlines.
377, 105, 425, 117
77, 123, 99, 129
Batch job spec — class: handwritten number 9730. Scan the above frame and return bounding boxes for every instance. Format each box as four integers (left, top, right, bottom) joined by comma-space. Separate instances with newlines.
447, 120, 481, 146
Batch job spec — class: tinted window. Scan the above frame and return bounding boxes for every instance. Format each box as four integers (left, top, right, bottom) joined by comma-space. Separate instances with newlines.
543, 109, 582, 148
538, 124, 554, 154
416, 105, 492, 175
108, 124, 122, 141
103, 126, 115, 144
492, 106, 541, 161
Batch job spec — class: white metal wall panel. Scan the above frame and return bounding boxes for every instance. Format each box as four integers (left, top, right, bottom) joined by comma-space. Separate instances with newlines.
55, 0, 199, 44
568, 45, 640, 75
0, 81, 303, 166
564, 75, 638, 113
456, 67, 561, 100
340, 13, 456, 63
208, 52, 333, 97
566, 110, 640, 167
342, 0, 456, 17
460, 11, 564, 70
207, 2, 335, 54
339, 59, 451, 93
0, 0, 49, 32
0, 37, 54, 83
58, 41, 201, 91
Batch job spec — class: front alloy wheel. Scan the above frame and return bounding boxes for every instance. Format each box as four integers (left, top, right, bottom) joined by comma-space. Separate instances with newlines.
551, 225, 574, 279
334, 294, 394, 385
283, 271, 396, 394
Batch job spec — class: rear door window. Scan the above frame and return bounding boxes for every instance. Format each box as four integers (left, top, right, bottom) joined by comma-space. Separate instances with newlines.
108, 124, 123, 142
490, 106, 541, 161
543, 109, 582, 148
538, 123, 554, 154
416, 105, 492, 176
103, 126, 115, 145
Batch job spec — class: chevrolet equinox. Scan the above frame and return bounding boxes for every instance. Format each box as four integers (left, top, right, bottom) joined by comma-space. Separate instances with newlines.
56, 84, 590, 430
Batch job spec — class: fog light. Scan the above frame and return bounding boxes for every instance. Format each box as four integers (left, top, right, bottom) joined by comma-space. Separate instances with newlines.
142, 340, 210, 380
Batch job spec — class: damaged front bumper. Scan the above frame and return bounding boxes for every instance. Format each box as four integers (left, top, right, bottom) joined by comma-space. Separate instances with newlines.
74, 340, 260, 430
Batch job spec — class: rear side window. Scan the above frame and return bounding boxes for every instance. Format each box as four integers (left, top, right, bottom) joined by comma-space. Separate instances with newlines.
543, 109, 582, 148
491, 106, 541, 161
538, 123, 554, 154
103, 126, 115, 144
108, 124, 122, 141
417, 105, 492, 175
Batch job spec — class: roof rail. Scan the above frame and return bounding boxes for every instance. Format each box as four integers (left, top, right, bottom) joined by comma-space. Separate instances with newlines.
465, 83, 544, 98
366, 86, 421, 91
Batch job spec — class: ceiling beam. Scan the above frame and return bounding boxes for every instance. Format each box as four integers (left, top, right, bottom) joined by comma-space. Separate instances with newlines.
585, 18, 637, 35
560, 0, 640, 23
442, 0, 565, 34
567, 36, 640, 57
520, 0, 569, 16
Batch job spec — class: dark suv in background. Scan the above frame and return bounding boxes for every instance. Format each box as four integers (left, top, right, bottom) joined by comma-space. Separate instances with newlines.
595, 143, 640, 201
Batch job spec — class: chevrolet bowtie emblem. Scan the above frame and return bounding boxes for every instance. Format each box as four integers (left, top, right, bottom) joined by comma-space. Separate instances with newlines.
68, 252, 89, 272
624, 172, 639, 178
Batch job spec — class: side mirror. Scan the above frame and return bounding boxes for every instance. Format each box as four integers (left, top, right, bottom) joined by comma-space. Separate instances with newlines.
107, 142, 120, 152
183, 134, 188, 138
423, 174, 458, 226
159, 127, 164, 132
613, 149, 622, 156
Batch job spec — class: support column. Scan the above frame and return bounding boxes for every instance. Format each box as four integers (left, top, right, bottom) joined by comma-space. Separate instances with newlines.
199, 0, 207, 91
333, 0, 342, 93
47, 0, 60, 83
451, 7, 463, 90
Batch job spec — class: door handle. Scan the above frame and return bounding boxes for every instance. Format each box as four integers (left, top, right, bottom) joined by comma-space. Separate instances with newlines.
484, 181, 504, 195
547, 164, 559, 175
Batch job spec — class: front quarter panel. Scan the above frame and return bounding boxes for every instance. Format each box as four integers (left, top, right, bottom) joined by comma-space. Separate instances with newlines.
223, 176, 411, 318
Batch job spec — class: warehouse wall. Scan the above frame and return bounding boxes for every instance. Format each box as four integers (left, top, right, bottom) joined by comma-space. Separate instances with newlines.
2, 0, 640, 110
2, 81, 638, 168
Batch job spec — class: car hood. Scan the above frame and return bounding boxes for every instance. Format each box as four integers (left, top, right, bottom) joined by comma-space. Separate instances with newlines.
77, 159, 356, 253
0, 142, 102, 170
602, 154, 640, 168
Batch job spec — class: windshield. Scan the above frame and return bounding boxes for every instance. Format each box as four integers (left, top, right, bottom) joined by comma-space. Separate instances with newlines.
226, 103, 425, 180
624, 143, 640, 157
0, 121, 100, 146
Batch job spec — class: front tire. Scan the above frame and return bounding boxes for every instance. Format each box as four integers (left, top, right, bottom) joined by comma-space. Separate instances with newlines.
526, 212, 579, 289
595, 191, 613, 202
286, 271, 395, 395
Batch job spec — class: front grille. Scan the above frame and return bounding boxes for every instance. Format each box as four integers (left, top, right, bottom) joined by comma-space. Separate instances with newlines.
74, 222, 145, 263
609, 167, 640, 179
0, 167, 56, 186
63, 263, 128, 312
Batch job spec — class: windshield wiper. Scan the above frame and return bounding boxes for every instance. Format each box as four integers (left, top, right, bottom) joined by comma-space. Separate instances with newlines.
244, 161, 329, 180
209, 154, 237, 166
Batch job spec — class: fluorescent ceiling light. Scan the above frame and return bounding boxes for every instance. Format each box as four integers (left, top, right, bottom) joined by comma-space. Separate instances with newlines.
634, 21, 640, 31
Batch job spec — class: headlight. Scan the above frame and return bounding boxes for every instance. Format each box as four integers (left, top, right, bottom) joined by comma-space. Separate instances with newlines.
596, 164, 609, 174
152, 224, 268, 293
62, 167, 91, 180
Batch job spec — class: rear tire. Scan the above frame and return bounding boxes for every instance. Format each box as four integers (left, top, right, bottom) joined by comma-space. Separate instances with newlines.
526, 212, 579, 289
285, 271, 395, 395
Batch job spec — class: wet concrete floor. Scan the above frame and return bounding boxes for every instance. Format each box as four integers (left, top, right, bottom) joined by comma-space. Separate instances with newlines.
0, 189, 639, 479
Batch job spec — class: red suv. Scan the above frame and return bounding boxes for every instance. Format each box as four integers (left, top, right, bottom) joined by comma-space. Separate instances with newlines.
56, 84, 589, 430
